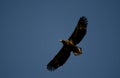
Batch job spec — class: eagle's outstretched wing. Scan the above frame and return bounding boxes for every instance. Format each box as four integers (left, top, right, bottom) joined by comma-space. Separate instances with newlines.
47, 46, 71, 71
69, 16, 87, 45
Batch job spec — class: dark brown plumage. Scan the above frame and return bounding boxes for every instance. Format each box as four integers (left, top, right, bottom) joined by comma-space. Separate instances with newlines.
47, 16, 88, 71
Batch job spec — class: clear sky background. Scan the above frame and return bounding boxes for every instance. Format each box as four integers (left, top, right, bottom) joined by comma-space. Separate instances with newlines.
1, 0, 120, 78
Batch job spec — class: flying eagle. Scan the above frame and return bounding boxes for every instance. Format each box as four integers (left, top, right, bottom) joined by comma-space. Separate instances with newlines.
47, 16, 88, 71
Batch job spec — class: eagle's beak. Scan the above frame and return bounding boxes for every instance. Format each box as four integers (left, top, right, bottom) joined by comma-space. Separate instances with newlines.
59, 40, 62, 42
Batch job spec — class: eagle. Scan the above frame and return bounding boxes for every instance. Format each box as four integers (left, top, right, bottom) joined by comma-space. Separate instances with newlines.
47, 16, 88, 71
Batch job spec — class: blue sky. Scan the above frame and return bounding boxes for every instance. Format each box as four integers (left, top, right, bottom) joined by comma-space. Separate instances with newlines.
1, 0, 120, 78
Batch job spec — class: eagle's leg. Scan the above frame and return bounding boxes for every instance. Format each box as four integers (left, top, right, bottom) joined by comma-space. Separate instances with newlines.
72, 46, 82, 56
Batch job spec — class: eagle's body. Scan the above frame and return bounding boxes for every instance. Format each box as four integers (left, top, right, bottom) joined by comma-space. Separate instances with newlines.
47, 16, 88, 71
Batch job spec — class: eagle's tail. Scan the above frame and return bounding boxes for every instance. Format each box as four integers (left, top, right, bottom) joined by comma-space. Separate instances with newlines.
72, 46, 82, 56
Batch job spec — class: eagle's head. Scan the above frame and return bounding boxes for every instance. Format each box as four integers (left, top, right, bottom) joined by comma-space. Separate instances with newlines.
59, 40, 73, 46
59, 40, 66, 44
